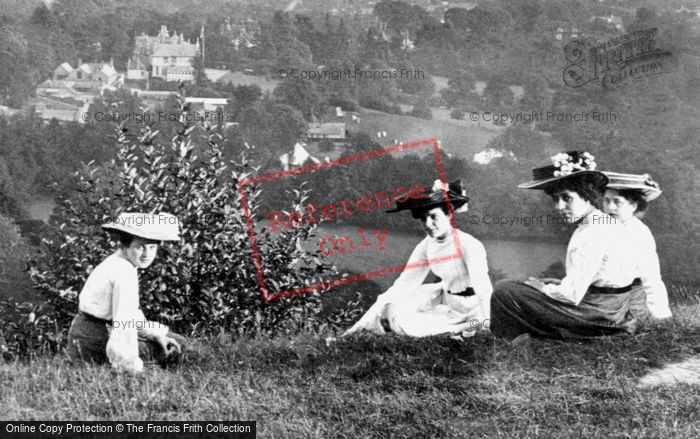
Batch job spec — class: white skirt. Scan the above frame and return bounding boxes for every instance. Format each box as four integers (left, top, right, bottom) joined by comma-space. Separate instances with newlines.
343, 283, 484, 337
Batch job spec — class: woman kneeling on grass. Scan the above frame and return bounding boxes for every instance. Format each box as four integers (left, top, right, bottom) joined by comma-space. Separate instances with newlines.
343, 179, 493, 338
67, 212, 186, 373
603, 172, 672, 322
490, 152, 640, 341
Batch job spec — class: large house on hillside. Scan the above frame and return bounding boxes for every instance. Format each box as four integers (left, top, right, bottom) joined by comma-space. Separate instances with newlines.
127, 25, 200, 82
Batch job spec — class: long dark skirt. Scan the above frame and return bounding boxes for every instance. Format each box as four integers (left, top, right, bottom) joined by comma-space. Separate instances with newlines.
490, 280, 637, 340
627, 283, 650, 323
66, 312, 187, 368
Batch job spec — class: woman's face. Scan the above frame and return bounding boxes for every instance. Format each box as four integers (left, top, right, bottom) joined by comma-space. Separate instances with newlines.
603, 189, 637, 223
551, 189, 593, 223
418, 207, 452, 240
124, 237, 159, 269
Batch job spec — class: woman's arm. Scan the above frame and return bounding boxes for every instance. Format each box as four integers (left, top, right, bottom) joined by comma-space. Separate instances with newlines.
637, 231, 672, 319
134, 309, 170, 339
106, 266, 144, 373
541, 232, 605, 305
390, 238, 431, 288
463, 239, 493, 320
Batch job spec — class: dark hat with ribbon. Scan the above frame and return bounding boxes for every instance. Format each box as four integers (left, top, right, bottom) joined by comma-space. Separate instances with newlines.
603, 171, 662, 201
386, 179, 469, 213
518, 151, 608, 190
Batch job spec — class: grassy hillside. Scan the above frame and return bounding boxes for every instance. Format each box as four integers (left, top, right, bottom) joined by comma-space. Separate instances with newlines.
3, 300, 700, 437
350, 108, 502, 159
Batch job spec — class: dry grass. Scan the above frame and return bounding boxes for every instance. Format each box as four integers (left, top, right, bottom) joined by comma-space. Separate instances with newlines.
3, 299, 700, 438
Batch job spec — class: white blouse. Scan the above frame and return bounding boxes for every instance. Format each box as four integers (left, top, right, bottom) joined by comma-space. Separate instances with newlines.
542, 210, 638, 305
78, 253, 169, 373
623, 216, 672, 319
390, 229, 493, 319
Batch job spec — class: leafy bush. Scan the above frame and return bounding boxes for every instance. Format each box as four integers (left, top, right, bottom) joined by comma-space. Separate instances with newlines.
358, 97, 403, 115
409, 105, 433, 120
450, 109, 466, 120
0, 300, 63, 361
0, 214, 30, 297
27, 94, 341, 348
327, 98, 359, 112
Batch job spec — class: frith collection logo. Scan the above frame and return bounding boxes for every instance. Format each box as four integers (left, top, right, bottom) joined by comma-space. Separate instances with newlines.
563, 28, 673, 89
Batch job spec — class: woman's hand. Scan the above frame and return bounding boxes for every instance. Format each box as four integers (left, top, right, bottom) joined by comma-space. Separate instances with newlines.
539, 278, 562, 285
154, 334, 182, 357
523, 276, 546, 292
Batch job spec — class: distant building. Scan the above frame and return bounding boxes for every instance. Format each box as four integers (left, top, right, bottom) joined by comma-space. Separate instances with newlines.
590, 15, 625, 32
554, 26, 580, 41
676, 6, 700, 18
127, 25, 199, 82
279, 142, 321, 170
130, 90, 228, 111
307, 122, 347, 141
36, 60, 124, 104
473, 148, 514, 165
27, 96, 90, 124
220, 18, 260, 51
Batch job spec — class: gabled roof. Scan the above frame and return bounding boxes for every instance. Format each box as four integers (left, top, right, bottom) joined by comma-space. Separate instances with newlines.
279, 142, 320, 169
55, 62, 73, 75
77, 63, 93, 74
152, 43, 198, 57
308, 122, 346, 138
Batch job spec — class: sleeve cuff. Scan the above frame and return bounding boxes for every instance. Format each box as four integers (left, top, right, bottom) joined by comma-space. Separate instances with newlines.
649, 307, 673, 319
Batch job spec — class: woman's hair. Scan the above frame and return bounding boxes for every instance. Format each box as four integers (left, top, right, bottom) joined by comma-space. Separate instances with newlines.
113, 231, 159, 247
113, 231, 135, 247
410, 204, 449, 219
543, 174, 605, 209
616, 188, 649, 213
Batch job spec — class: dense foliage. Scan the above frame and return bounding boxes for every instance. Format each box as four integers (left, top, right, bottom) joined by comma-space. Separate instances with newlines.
6, 95, 347, 359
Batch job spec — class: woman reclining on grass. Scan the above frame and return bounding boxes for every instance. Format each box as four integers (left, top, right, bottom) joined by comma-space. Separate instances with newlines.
66, 212, 187, 373
343, 179, 493, 338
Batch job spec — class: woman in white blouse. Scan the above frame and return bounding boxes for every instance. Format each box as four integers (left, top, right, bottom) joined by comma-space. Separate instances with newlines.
491, 152, 639, 340
67, 212, 185, 373
343, 179, 493, 338
603, 172, 672, 321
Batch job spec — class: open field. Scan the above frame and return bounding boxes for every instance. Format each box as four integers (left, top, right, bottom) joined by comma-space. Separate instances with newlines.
350, 108, 502, 159
213, 71, 504, 159
3, 299, 700, 437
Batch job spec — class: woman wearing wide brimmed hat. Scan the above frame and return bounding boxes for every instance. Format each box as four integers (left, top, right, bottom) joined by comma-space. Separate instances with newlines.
490, 151, 640, 340
602, 172, 672, 322
66, 212, 187, 373
343, 179, 493, 338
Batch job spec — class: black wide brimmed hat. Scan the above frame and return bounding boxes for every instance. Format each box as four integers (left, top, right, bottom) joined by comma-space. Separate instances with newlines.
518, 151, 608, 190
386, 179, 469, 213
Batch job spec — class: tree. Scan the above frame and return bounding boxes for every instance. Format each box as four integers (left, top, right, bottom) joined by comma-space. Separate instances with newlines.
484, 72, 514, 110
273, 78, 324, 121
409, 99, 432, 120
441, 70, 478, 108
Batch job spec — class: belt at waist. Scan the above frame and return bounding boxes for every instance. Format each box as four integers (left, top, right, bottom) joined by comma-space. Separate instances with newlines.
447, 287, 476, 297
78, 310, 111, 325
588, 278, 641, 295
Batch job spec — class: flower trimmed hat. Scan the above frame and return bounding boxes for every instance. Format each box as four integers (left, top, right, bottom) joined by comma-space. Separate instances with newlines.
603, 171, 662, 201
386, 179, 469, 213
102, 212, 181, 241
518, 151, 608, 190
